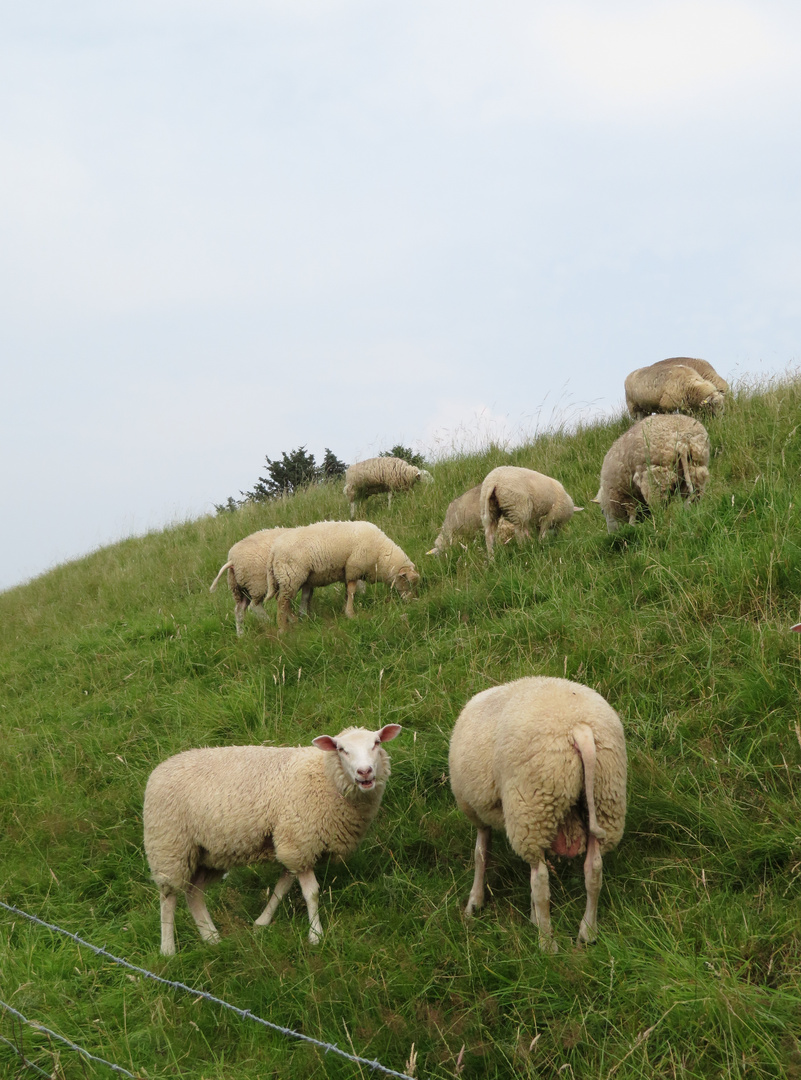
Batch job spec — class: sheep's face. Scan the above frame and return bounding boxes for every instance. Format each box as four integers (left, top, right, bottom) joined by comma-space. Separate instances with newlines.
313, 725, 402, 791
392, 566, 420, 599
419, 469, 434, 485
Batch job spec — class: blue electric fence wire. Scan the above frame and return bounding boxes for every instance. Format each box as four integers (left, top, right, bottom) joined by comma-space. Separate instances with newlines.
0, 1001, 138, 1077
0, 900, 418, 1079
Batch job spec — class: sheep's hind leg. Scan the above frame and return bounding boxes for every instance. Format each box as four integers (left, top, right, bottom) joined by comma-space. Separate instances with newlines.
530, 857, 558, 953
299, 583, 314, 617
465, 826, 491, 915
234, 598, 249, 636
159, 889, 178, 956
344, 579, 359, 618
298, 868, 323, 944
578, 834, 603, 944
185, 869, 222, 944
255, 869, 296, 928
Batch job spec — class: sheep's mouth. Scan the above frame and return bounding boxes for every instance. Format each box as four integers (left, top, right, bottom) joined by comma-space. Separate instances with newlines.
356, 778, 376, 790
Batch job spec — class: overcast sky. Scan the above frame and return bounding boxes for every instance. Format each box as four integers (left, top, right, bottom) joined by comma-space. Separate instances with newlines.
2, 0, 799, 591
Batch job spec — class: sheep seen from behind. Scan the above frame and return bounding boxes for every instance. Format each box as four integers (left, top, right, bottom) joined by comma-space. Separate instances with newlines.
449, 677, 626, 952
479, 466, 582, 557
209, 527, 285, 636
144, 724, 402, 954
594, 413, 710, 533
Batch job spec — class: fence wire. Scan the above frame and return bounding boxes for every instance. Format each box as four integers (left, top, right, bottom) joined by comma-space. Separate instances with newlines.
0, 1001, 138, 1078
0, 900, 417, 1080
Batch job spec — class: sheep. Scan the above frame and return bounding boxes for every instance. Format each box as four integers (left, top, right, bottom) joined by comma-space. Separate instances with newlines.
427, 485, 516, 554
449, 676, 626, 952
650, 357, 728, 395
209, 527, 286, 636
479, 466, 583, 557
143, 723, 403, 954
594, 413, 710, 533
267, 520, 419, 630
624, 361, 725, 420
343, 456, 433, 518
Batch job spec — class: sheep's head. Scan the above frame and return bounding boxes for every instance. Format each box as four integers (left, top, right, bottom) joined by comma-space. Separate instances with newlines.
418, 469, 434, 485
392, 565, 419, 599
313, 724, 402, 793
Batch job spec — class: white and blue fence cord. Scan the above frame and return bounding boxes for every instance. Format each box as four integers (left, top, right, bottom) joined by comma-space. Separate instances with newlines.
0, 901, 417, 1079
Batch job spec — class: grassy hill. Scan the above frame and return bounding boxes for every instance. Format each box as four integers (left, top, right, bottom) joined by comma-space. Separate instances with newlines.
1, 375, 800, 1079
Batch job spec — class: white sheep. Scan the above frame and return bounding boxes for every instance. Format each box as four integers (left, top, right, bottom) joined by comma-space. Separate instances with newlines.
624, 361, 725, 420
143, 723, 402, 954
479, 466, 583, 557
594, 413, 710, 533
209, 527, 286, 636
650, 357, 728, 394
449, 676, 626, 952
267, 520, 419, 630
343, 456, 433, 518
427, 485, 516, 554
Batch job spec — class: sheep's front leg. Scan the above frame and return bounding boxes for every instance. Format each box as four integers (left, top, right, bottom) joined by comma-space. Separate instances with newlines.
255, 869, 296, 928
530, 857, 558, 953
344, 579, 359, 618
159, 890, 178, 956
578, 834, 603, 944
465, 826, 491, 915
297, 868, 323, 944
185, 871, 221, 945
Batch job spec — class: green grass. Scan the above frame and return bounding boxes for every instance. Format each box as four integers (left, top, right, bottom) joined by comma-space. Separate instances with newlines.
1, 374, 801, 1078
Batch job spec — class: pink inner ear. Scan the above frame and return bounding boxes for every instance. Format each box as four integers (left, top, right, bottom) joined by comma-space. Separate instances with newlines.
379, 724, 402, 742
312, 735, 339, 752
791, 623, 801, 632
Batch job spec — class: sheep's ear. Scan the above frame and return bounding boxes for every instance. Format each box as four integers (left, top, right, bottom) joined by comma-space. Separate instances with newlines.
378, 724, 402, 742
791, 623, 801, 632
312, 735, 339, 752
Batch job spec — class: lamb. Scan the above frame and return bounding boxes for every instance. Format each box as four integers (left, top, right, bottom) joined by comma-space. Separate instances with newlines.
343, 456, 433, 518
650, 357, 728, 395
267, 520, 419, 630
479, 466, 583, 557
209, 527, 286, 636
143, 723, 402, 954
594, 413, 710, 533
449, 676, 626, 952
624, 361, 725, 420
427, 484, 516, 554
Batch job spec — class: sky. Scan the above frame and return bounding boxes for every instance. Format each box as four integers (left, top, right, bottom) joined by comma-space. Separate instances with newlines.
2, 0, 800, 591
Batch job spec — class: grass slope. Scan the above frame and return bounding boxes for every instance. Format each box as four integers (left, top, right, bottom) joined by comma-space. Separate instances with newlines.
1, 376, 800, 1079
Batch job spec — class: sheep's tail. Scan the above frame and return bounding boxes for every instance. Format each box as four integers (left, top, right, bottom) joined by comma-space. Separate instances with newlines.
209, 561, 234, 592
572, 723, 606, 840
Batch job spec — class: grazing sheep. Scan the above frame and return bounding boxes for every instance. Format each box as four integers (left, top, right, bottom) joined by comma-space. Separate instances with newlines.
144, 723, 402, 954
449, 677, 626, 952
625, 361, 725, 420
343, 456, 433, 518
479, 466, 583, 557
650, 357, 728, 395
210, 527, 286, 636
268, 520, 419, 630
594, 413, 710, 533
427, 485, 515, 554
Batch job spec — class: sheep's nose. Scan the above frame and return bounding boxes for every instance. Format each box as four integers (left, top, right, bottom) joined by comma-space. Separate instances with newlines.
357, 767, 373, 779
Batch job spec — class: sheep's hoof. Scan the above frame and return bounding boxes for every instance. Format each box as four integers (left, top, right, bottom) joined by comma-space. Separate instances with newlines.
539, 935, 559, 954
578, 920, 598, 945
308, 928, 322, 945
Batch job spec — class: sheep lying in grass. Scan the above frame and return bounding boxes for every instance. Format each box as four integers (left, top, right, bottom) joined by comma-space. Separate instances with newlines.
268, 520, 419, 630
625, 361, 724, 420
449, 677, 626, 952
427, 484, 515, 554
209, 527, 285, 636
479, 466, 582, 557
144, 724, 402, 954
343, 456, 433, 518
594, 413, 710, 533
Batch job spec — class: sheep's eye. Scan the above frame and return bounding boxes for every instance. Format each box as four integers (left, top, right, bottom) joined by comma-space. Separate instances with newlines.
339, 747, 348, 755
